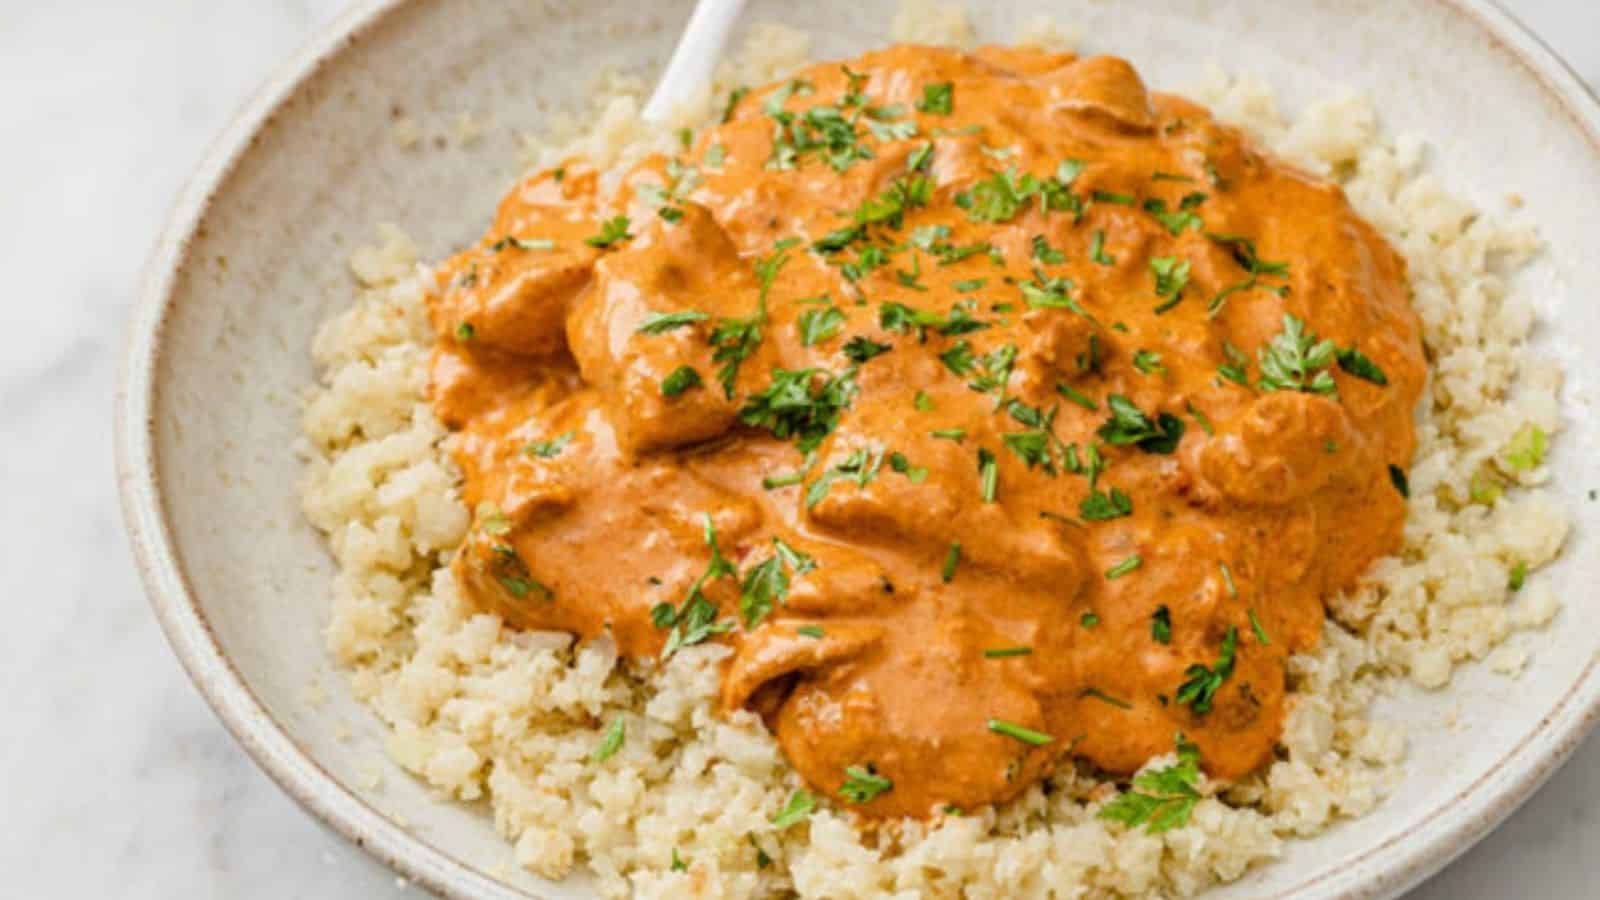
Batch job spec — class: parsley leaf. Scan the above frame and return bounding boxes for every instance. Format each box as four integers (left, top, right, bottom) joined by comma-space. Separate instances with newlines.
916, 82, 954, 114
798, 306, 847, 347
1143, 192, 1206, 235
1175, 626, 1238, 714
1097, 395, 1185, 454
987, 719, 1055, 746
1258, 314, 1337, 395
1149, 256, 1191, 314
839, 765, 893, 803
1098, 734, 1203, 833
1089, 229, 1115, 266
805, 447, 885, 508
739, 537, 818, 628
739, 367, 858, 454
654, 515, 738, 657
772, 790, 816, 829
526, 431, 575, 459
591, 716, 625, 762
1132, 349, 1166, 376
1335, 346, 1388, 386
584, 215, 633, 248
661, 365, 703, 397
842, 335, 890, 362
637, 310, 709, 334
1080, 486, 1132, 521
1151, 605, 1172, 644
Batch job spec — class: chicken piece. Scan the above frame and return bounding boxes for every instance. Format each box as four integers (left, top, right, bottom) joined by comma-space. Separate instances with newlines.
566, 203, 758, 456
430, 165, 603, 358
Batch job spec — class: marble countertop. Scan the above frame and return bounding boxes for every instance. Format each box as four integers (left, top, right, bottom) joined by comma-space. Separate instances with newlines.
4, 1, 1596, 896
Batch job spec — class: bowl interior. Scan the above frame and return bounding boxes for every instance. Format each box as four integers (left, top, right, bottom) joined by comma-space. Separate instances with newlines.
126, 0, 1600, 897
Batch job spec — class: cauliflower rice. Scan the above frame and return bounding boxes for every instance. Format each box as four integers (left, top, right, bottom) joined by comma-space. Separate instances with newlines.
298, 6, 1568, 897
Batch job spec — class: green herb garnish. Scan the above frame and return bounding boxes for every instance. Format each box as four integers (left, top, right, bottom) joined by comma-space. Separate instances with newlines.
772, 790, 816, 829
584, 215, 633, 248
1258, 314, 1337, 395
839, 765, 893, 803
526, 431, 575, 459
1175, 626, 1238, 714
987, 718, 1055, 746
661, 365, 703, 397
592, 716, 625, 762
1098, 734, 1203, 833
1098, 395, 1184, 454
637, 310, 709, 334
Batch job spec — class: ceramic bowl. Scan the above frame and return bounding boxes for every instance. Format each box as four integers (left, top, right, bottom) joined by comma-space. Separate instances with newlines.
116, 0, 1600, 897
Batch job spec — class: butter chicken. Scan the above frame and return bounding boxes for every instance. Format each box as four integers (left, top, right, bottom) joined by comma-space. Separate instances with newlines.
425, 45, 1424, 819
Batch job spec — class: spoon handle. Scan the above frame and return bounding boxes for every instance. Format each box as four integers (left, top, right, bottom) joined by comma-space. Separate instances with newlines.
642, 0, 749, 123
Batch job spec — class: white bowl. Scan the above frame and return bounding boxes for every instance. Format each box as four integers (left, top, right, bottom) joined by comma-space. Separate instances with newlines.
116, 0, 1600, 897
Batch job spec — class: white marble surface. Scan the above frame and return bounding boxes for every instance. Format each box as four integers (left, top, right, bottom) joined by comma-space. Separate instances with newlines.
4, 1, 1596, 896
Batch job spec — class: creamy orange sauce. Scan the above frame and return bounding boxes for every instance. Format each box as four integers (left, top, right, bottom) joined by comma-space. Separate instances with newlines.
425, 45, 1424, 819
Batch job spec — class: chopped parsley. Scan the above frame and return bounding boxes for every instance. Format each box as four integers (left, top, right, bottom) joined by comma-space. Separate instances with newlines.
1389, 464, 1410, 498
984, 646, 1032, 658
1149, 256, 1191, 314
1186, 400, 1214, 435
839, 764, 893, 803
1080, 486, 1132, 521
1105, 554, 1143, 579
661, 365, 703, 397
652, 515, 738, 657
931, 427, 966, 442
889, 451, 928, 483
739, 367, 858, 453
1505, 423, 1548, 470
1098, 395, 1185, 454
1175, 625, 1238, 714
1080, 611, 1101, 628
1258, 314, 1337, 395
977, 447, 999, 502
1089, 229, 1115, 265
805, 446, 885, 508
636, 310, 709, 334
1509, 561, 1528, 592
1098, 734, 1203, 833
1031, 234, 1065, 264
1080, 687, 1133, 710
942, 542, 962, 583
1132, 349, 1166, 376
916, 82, 954, 114
772, 790, 816, 829
1056, 382, 1098, 412
798, 306, 847, 346
914, 390, 936, 412
1336, 346, 1389, 385
526, 431, 575, 459
591, 716, 625, 762
739, 537, 817, 628
842, 335, 891, 362
1217, 341, 1251, 386
797, 625, 825, 638
987, 718, 1055, 746
1208, 232, 1289, 276
584, 215, 633, 248
454, 322, 475, 342
1248, 609, 1270, 645
1143, 192, 1206, 235
1092, 190, 1136, 206
1151, 606, 1172, 644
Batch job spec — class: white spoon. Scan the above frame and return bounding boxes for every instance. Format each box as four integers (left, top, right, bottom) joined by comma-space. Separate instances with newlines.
641, 0, 750, 124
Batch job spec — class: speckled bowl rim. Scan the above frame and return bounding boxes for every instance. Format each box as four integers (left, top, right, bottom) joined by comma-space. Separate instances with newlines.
115, 1, 1600, 897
